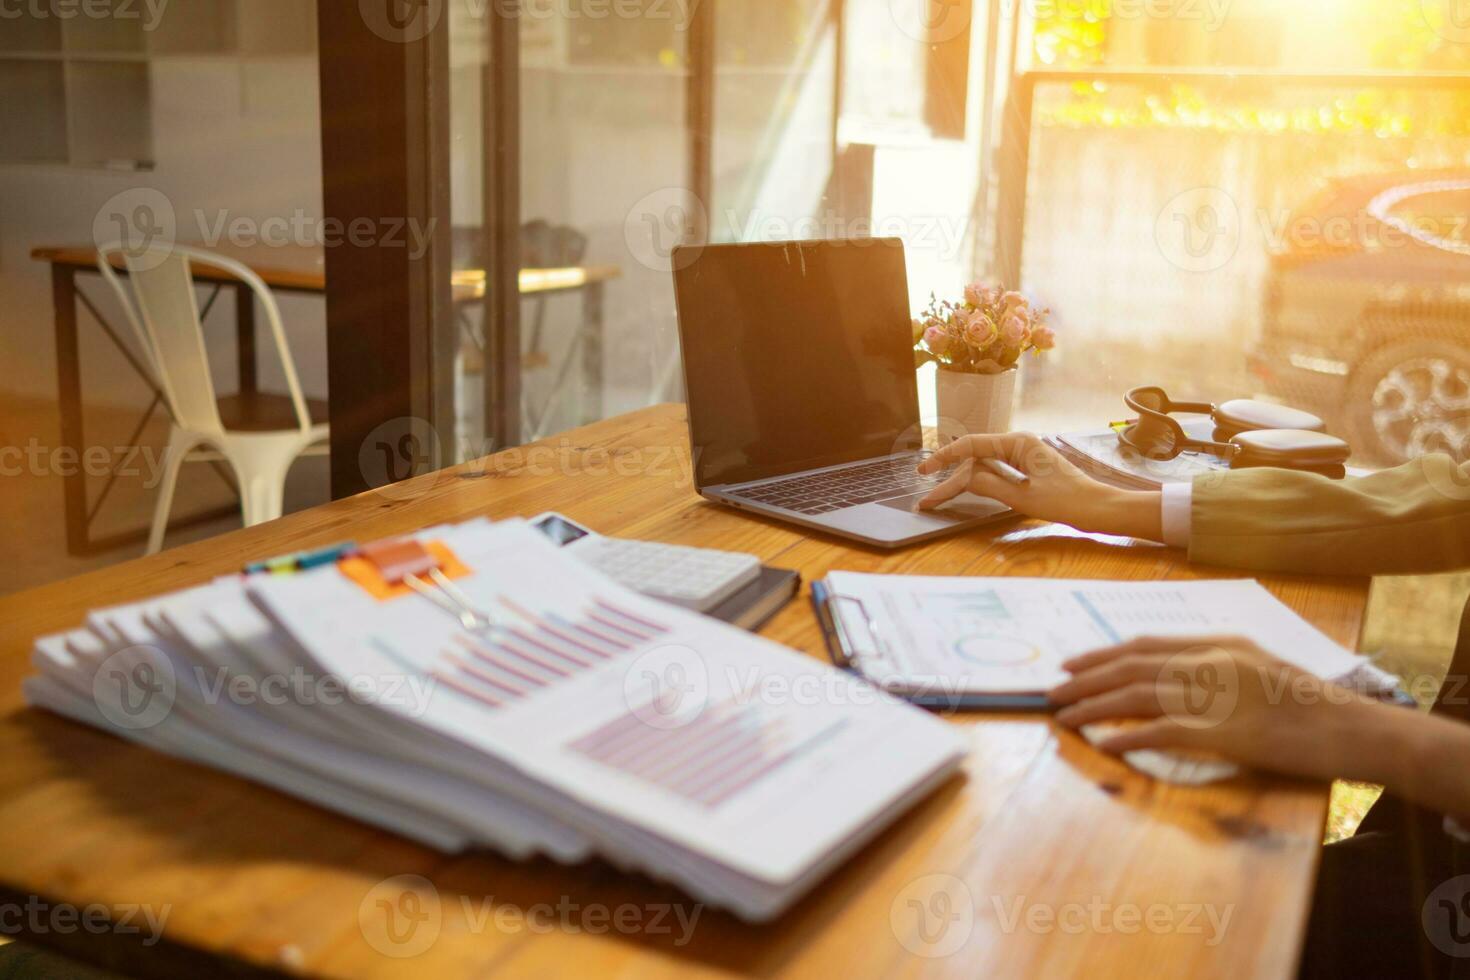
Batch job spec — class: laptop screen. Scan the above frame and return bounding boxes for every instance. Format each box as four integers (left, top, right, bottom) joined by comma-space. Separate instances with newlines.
673, 238, 921, 489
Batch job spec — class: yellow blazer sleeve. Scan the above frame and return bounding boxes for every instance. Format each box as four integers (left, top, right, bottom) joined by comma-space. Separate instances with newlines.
1188, 455, 1470, 576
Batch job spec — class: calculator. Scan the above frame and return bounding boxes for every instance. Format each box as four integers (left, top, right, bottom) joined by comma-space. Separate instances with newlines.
529, 513, 762, 612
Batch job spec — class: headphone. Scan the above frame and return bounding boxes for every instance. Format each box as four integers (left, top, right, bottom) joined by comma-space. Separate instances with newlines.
1121, 386, 1351, 478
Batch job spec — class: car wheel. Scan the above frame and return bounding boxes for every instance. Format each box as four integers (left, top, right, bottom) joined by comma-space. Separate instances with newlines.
1347, 338, 1470, 465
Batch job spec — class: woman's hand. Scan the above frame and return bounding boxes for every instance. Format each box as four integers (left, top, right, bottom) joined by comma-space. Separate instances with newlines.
915, 432, 1165, 541
1047, 634, 1392, 783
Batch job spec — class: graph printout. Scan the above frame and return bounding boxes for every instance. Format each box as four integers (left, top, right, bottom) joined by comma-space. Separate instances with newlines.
250, 521, 965, 886
823, 573, 1364, 696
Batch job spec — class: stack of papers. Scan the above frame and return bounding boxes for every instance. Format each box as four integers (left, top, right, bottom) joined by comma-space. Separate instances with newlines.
24, 519, 966, 921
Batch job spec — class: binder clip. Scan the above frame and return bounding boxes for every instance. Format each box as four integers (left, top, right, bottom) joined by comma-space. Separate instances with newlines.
343, 538, 497, 634
825, 594, 888, 669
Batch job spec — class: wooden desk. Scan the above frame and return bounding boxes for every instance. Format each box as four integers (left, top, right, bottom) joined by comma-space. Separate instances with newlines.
30, 243, 621, 556
0, 405, 1368, 978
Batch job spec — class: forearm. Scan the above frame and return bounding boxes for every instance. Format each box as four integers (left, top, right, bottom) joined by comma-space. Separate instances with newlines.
1075, 487, 1164, 543
1341, 702, 1470, 820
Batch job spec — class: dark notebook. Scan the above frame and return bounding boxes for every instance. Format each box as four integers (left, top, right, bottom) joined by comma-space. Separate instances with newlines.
703, 566, 801, 632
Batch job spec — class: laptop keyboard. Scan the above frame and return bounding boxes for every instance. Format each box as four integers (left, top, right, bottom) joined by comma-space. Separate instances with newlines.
728, 456, 948, 516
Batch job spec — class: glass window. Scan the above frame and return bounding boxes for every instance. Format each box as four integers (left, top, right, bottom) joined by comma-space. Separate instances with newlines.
1008, 0, 1470, 463
2, 0, 327, 587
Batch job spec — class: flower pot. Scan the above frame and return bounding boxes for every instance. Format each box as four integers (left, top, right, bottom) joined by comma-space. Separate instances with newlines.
936, 367, 1017, 436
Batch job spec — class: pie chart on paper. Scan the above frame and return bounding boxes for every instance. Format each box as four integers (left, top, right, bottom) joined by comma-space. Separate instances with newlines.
952, 635, 1041, 668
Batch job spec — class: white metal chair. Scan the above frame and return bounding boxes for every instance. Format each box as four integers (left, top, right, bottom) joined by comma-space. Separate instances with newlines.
96, 243, 329, 554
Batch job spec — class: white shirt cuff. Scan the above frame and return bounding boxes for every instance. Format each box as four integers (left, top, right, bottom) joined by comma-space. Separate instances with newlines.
1160, 482, 1193, 548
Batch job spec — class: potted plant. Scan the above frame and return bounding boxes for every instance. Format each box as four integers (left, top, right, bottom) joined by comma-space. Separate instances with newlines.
912, 283, 1055, 435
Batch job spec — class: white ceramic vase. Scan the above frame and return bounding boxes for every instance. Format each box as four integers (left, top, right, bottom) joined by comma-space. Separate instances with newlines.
935, 367, 1018, 436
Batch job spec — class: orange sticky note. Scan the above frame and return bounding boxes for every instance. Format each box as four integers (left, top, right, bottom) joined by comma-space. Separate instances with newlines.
339, 540, 472, 601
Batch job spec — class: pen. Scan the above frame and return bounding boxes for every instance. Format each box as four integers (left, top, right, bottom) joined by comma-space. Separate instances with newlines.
981, 458, 1030, 486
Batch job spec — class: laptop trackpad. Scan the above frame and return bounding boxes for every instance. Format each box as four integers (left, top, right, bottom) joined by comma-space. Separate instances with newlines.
878, 491, 1008, 521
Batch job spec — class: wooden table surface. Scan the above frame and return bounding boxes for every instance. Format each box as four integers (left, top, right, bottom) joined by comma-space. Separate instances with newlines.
0, 405, 1368, 978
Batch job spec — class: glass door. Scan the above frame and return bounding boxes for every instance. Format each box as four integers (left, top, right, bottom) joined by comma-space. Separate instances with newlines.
448, 0, 694, 455
444, 0, 859, 454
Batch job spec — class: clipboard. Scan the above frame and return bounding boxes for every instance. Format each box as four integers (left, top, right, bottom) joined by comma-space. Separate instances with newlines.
810, 580, 1051, 711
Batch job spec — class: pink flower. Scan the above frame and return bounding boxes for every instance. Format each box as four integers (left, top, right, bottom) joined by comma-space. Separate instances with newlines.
964, 283, 986, 308
975, 284, 1006, 310
1032, 324, 1056, 350
912, 317, 927, 342
1000, 312, 1029, 344
963, 310, 996, 347
1000, 291, 1029, 315
923, 325, 951, 356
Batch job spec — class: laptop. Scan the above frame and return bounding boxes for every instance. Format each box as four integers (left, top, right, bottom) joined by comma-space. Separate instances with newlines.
672, 238, 1013, 548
